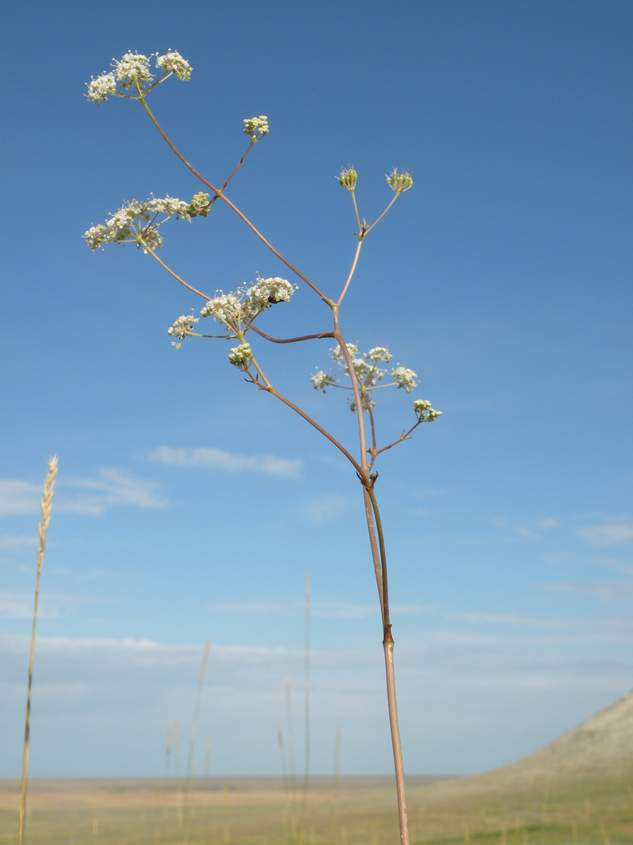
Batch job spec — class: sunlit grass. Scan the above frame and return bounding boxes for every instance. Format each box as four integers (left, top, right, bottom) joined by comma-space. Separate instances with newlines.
2, 770, 632, 844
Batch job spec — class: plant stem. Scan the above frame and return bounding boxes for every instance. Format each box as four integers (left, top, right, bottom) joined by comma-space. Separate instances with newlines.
18, 456, 58, 845
365, 484, 409, 845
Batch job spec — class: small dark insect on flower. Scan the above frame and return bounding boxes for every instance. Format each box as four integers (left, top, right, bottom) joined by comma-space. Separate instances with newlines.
268, 295, 284, 304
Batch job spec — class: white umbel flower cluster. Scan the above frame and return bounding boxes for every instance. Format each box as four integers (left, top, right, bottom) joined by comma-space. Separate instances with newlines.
200, 293, 243, 326
246, 277, 295, 309
114, 51, 153, 88
83, 193, 208, 251
86, 49, 192, 102
367, 346, 392, 362
413, 399, 442, 422
243, 115, 269, 141
86, 73, 116, 103
311, 343, 423, 412
330, 342, 359, 365
350, 357, 384, 388
330, 344, 387, 388
311, 370, 336, 392
167, 315, 199, 349
156, 50, 192, 81
200, 277, 296, 332
391, 366, 418, 392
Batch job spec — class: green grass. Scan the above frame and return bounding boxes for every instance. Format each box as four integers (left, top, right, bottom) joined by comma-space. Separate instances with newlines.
1, 770, 631, 845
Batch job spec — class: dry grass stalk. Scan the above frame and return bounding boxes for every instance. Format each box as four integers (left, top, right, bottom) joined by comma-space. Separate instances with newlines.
303, 572, 312, 800
17, 455, 59, 845
182, 640, 211, 837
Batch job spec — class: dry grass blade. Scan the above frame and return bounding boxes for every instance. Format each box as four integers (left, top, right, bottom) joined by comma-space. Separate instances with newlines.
17, 455, 59, 845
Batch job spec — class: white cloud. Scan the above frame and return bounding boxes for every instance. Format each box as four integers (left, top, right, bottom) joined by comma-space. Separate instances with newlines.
0, 468, 166, 518
149, 446, 302, 479
208, 599, 427, 620
0, 534, 37, 549
0, 591, 104, 620
0, 481, 42, 517
579, 520, 633, 546
300, 494, 350, 524
493, 516, 560, 539
0, 593, 37, 619
545, 580, 633, 602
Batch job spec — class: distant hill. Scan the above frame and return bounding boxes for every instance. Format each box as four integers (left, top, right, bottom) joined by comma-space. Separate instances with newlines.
475, 688, 633, 788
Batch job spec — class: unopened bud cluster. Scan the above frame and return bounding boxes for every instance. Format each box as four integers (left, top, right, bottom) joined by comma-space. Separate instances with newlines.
83, 193, 210, 251
338, 168, 358, 191
386, 168, 414, 193
86, 50, 192, 102
228, 342, 253, 370
243, 116, 269, 141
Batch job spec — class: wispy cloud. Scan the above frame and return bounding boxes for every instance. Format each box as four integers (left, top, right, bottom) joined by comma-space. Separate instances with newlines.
300, 493, 350, 524
545, 580, 633, 602
208, 599, 428, 620
0, 591, 106, 620
0, 468, 166, 517
579, 519, 633, 546
492, 516, 560, 539
149, 446, 302, 479
0, 593, 38, 619
0, 534, 37, 549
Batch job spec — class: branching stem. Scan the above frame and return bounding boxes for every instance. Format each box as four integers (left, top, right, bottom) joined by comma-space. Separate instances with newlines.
136, 92, 333, 306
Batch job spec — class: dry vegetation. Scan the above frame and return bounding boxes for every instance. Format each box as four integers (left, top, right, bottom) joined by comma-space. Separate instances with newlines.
1, 767, 632, 845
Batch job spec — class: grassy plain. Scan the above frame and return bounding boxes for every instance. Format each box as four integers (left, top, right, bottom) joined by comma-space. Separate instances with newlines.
1, 769, 632, 845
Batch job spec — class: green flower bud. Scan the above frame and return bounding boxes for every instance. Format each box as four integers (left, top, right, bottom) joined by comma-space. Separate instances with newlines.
338, 167, 358, 191
386, 168, 414, 193
189, 191, 211, 217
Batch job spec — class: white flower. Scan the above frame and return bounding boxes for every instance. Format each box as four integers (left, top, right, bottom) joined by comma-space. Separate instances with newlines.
167, 314, 199, 349
366, 346, 392, 362
331, 342, 359, 365
243, 115, 269, 141
146, 196, 191, 218
244, 276, 296, 317
86, 72, 117, 103
200, 293, 243, 329
386, 168, 414, 193
351, 358, 384, 388
228, 342, 253, 370
413, 398, 442, 422
113, 51, 153, 88
391, 366, 418, 392
156, 50, 192, 81
83, 195, 193, 251
311, 371, 335, 392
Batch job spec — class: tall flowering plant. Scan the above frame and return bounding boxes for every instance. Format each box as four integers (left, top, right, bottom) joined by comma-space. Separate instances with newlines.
83, 50, 441, 845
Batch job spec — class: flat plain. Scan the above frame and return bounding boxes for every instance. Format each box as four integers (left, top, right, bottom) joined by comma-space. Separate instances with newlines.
3, 690, 632, 844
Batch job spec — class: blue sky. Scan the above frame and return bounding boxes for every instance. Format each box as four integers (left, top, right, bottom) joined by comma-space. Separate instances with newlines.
1, 0, 632, 777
